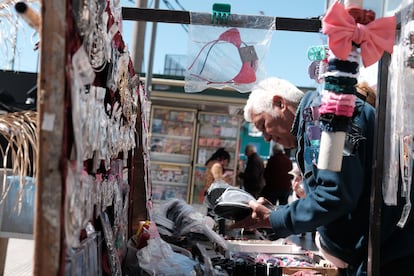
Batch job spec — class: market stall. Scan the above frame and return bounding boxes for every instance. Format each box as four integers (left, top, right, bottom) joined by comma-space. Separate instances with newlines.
0, 0, 411, 275
30, 0, 151, 274
30, 1, 337, 273
109, 1, 411, 275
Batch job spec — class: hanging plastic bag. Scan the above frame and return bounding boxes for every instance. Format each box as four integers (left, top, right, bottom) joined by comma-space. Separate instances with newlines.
185, 13, 275, 93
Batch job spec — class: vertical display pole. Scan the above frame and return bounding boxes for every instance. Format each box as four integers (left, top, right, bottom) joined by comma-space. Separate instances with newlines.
318, 0, 364, 172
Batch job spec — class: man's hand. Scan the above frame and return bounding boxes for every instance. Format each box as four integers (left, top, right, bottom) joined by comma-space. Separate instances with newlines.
230, 197, 273, 230
293, 182, 305, 198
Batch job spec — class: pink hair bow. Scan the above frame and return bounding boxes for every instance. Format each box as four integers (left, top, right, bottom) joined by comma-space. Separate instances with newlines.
322, 1, 396, 67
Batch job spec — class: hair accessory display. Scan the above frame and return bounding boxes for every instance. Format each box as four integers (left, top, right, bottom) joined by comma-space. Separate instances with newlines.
322, 1, 396, 67
100, 211, 122, 275
82, 0, 108, 73
327, 59, 359, 74
307, 45, 329, 83
317, 0, 395, 171
319, 92, 356, 117
323, 76, 357, 94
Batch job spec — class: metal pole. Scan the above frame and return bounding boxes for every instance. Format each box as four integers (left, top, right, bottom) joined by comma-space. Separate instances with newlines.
144, 0, 160, 97
131, 0, 148, 74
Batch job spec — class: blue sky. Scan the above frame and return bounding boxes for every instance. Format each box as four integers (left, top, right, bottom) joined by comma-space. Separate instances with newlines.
3, 0, 394, 88
2, 0, 326, 88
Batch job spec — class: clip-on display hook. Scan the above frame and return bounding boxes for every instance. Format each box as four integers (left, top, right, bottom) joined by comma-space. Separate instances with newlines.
211, 3, 231, 24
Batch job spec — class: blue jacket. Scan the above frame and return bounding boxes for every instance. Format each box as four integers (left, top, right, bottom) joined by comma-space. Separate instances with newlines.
269, 90, 374, 271
269, 90, 414, 273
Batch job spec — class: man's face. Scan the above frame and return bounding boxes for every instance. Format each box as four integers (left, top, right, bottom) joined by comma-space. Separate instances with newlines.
250, 109, 297, 149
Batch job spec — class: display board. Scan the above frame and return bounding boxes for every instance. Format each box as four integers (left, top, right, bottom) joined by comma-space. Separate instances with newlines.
31, 0, 150, 274
191, 112, 241, 204
149, 106, 197, 203
25, 1, 406, 274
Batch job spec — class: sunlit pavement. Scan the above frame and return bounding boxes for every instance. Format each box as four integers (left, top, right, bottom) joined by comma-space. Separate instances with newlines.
4, 238, 33, 276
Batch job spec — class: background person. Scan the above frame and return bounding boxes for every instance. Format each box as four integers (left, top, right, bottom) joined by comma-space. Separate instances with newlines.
203, 147, 231, 195
289, 163, 313, 239
289, 164, 305, 199
261, 143, 293, 205
238, 144, 265, 198
203, 147, 231, 235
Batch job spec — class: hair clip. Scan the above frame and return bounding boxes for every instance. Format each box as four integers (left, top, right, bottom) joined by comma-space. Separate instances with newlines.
307, 45, 328, 61
308, 60, 326, 83
211, 3, 231, 24
302, 107, 314, 122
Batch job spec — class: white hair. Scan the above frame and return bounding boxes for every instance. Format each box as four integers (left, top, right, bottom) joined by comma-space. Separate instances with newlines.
272, 142, 285, 154
245, 144, 257, 153
244, 77, 305, 122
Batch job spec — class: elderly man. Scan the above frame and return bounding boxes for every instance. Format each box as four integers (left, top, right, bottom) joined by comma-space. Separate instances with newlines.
234, 77, 414, 275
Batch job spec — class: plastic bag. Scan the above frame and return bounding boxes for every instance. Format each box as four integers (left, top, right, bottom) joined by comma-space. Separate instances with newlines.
136, 237, 198, 276
152, 199, 228, 249
216, 187, 256, 205
213, 187, 256, 221
185, 13, 275, 93
204, 180, 232, 209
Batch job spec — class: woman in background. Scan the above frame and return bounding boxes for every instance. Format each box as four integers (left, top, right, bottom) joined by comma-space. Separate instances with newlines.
203, 147, 231, 235
203, 147, 231, 195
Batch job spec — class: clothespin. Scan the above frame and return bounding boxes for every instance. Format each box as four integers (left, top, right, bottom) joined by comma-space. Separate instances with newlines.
211, 3, 231, 24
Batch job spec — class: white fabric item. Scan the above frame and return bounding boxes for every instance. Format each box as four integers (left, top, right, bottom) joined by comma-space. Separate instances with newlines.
216, 187, 256, 206
317, 131, 346, 172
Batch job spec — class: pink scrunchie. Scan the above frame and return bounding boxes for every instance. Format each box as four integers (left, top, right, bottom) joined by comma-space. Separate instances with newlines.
319, 91, 356, 117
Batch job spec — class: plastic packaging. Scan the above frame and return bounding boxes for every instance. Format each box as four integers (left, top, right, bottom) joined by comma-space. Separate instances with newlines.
185, 13, 275, 93
136, 237, 198, 276
153, 199, 228, 249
